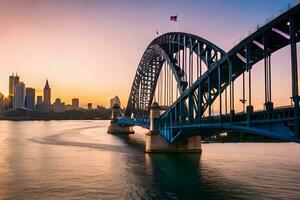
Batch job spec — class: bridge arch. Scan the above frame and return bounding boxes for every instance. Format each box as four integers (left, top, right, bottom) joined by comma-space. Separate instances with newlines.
125, 32, 225, 118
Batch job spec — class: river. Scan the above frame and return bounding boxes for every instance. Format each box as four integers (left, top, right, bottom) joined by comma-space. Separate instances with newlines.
0, 120, 299, 200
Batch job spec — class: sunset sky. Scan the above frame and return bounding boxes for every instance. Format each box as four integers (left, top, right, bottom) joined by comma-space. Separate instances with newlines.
0, 0, 298, 109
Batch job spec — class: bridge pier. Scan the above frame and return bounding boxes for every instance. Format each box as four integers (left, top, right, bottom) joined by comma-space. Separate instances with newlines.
145, 102, 202, 153
145, 133, 202, 153
247, 105, 253, 124
107, 103, 134, 134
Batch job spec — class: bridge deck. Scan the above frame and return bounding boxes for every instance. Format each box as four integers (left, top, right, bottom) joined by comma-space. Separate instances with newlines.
117, 106, 300, 143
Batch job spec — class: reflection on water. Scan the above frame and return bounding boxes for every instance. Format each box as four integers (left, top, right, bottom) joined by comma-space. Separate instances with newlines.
0, 120, 299, 200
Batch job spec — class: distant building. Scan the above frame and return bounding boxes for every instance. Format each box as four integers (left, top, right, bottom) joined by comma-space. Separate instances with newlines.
53, 98, 61, 112
14, 82, 25, 109
43, 79, 51, 111
8, 73, 20, 108
9, 74, 14, 96
110, 96, 121, 108
87, 103, 92, 110
25, 88, 35, 110
8, 74, 14, 108
7, 96, 13, 109
36, 96, 43, 111
72, 98, 79, 109
14, 74, 20, 87
53, 98, 65, 112
0, 92, 5, 115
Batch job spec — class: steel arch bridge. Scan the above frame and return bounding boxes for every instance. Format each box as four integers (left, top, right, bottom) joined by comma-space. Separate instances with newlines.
117, 2, 300, 143
125, 32, 225, 118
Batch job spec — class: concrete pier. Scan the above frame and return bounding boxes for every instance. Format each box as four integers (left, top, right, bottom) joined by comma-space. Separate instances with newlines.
145, 102, 202, 153
145, 132, 202, 153
107, 103, 134, 134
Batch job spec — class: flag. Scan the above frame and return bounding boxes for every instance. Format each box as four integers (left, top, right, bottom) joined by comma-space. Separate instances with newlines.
170, 15, 177, 22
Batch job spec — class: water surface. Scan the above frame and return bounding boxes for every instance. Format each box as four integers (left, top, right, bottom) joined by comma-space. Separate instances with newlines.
0, 120, 299, 199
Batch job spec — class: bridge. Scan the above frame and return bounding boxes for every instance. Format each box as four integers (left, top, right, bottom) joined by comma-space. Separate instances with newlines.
109, 2, 300, 152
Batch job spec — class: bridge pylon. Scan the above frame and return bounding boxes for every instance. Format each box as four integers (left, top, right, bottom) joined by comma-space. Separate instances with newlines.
107, 103, 134, 134
145, 102, 202, 153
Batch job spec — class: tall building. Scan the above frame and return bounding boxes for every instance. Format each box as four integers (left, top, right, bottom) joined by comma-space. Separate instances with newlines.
43, 79, 51, 111
8, 73, 20, 108
8, 74, 14, 108
36, 96, 43, 111
14, 74, 20, 87
14, 82, 25, 109
72, 98, 79, 109
53, 98, 61, 112
110, 96, 121, 108
9, 73, 14, 96
25, 88, 35, 110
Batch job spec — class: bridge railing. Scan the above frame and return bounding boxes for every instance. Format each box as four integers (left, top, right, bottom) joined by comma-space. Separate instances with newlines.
161, 106, 296, 125
116, 117, 150, 128
226, 0, 300, 51
158, 105, 298, 141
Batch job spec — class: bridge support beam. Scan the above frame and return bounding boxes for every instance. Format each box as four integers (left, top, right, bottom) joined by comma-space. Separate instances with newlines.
107, 104, 134, 134
264, 101, 274, 119
145, 102, 202, 153
247, 105, 253, 125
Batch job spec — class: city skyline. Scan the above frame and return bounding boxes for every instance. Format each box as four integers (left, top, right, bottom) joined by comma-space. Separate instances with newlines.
2, 72, 108, 108
0, 0, 298, 109
0, 72, 104, 108
1, 72, 105, 110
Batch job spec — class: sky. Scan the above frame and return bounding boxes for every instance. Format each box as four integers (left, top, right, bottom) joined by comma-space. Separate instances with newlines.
0, 0, 298, 108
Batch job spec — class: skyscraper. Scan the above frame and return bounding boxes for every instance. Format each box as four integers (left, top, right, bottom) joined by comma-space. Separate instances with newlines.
43, 79, 51, 111
14, 73, 19, 87
72, 98, 79, 109
8, 74, 14, 108
14, 82, 25, 109
8, 73, 20, 108
36, 96, 43, 111
25, 88, 35, 110
9, 73, 14, 96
